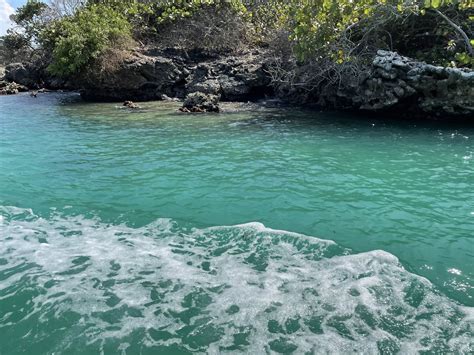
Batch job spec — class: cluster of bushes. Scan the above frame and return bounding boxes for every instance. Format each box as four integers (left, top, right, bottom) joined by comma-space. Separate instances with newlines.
0, 0, 472, 81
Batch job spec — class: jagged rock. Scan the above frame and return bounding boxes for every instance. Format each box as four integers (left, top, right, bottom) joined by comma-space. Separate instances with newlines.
180, 92, 220, 113
186, 77, 221, 96
80, 52, 187, 101
0, 81, 29, 95
3, 61, 72, 90
373, 51, 472, 116
328, 51, 474, 117
183, 52, 272, 101
185, 64, 220, 95
5, 63, 39, 88
3, 46, 470, 118
79, 49, 272, 102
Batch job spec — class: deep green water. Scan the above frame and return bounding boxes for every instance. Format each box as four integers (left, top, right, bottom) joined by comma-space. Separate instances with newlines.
0, 93, 473, 354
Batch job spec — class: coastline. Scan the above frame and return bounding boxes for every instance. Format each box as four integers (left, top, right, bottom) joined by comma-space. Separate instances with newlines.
1, 48, 473, 120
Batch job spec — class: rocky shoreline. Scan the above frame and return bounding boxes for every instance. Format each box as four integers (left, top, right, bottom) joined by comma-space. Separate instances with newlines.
326, 50, 474, 117
2, 49, 473, 119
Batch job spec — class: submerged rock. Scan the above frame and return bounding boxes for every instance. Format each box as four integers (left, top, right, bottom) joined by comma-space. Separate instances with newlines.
123, 100, 140, 109
180, 92, 220, 113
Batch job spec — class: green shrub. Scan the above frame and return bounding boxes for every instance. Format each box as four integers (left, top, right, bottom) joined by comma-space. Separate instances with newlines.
47, 3, 132, 77
10, 0, 48, 40
286, 0, 472, 66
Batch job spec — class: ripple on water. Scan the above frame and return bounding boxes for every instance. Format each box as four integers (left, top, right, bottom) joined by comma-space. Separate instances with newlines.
0, 207, 473, 354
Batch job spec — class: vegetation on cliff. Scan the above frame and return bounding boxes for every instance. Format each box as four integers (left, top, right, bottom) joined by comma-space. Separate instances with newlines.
0, 0, 472, 97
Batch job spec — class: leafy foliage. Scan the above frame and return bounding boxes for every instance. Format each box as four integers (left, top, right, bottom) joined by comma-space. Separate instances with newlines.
280, 0, 472, 66
10, 0, 48, 39
151, 0, 247, 25
1, 0, 472, 78
0, 0, 48, 62
246, 0, 291, 44
46, 4, 132, 77
0, 32, 31, 63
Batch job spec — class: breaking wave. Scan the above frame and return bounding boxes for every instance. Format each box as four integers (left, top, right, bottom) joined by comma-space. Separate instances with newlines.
0, 206, 472, 354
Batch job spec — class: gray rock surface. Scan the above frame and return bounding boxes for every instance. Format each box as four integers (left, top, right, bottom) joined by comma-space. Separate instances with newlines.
79, 49, 272, 102
5, 62, 71, 90
3, 48, 472, 118
5, 63, 38, 88
335, 51, 474, 117
0, 80, 29, 95
180, 92, 220, 112
79, 53, 186, 101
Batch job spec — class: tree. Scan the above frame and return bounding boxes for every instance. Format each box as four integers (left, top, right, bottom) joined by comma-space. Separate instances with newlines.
0, 0, 48, 62
46, 3, 132, 77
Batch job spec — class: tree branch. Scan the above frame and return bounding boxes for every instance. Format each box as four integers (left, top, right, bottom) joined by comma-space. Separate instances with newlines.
433, 8, 473, 57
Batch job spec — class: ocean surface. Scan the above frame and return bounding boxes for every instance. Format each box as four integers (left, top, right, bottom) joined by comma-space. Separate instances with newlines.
0, 93, 473, 353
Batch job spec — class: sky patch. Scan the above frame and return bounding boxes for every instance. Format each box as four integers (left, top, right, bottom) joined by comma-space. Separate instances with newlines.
0, 0, 15, 36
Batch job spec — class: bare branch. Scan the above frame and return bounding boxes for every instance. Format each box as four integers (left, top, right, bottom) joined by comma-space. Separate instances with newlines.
433, 8, 473, 57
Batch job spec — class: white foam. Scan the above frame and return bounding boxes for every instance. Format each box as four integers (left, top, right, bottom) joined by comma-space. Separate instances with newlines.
448, 268, 463, 276
0, 206, 472, 353
229, 221, 337, 245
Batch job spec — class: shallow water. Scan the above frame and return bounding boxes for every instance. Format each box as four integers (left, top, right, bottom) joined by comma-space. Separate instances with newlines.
0, 93, 473, 353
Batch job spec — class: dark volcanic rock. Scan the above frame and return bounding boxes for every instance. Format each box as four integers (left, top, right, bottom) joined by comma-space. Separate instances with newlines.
185, 52, 272, 101
5, 63, 39, 88
80, 53, 187, 101
329, 51, 474, 117
79, 49, 272, 102
4, 62, 72, 90
4, 46, 469, 119
180, 92, 220, 113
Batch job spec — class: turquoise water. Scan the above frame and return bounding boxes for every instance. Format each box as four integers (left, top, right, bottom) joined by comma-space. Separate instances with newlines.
0, 93, 473, 353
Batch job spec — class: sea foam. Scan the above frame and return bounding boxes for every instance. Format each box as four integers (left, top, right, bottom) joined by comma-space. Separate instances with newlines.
0, 206, 472, 354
